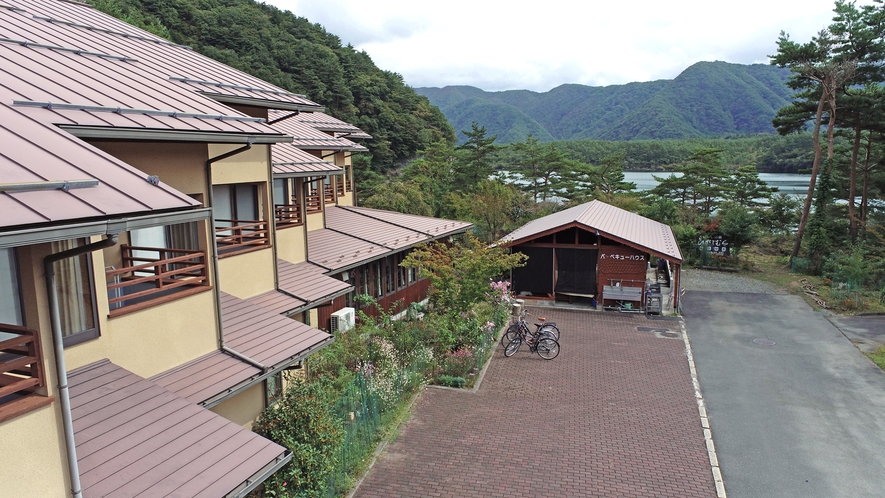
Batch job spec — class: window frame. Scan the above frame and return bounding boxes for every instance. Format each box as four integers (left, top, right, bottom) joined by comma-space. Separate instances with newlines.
55, 239, 101, 348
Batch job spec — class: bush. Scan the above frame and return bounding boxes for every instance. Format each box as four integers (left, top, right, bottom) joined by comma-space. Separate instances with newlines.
440, 346, 474, 378
252, 377, 344, 497
436, 375, 467, 388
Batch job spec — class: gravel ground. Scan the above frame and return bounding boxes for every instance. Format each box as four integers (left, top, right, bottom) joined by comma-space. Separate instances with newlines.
681, 268, 788, 294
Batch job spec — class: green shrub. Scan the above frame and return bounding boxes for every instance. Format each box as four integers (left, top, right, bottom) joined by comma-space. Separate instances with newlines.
253, 377, 344, 497
436, 375, 467, 388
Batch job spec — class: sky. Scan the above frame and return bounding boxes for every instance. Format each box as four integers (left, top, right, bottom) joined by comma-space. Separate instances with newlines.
266, 0, 871, 93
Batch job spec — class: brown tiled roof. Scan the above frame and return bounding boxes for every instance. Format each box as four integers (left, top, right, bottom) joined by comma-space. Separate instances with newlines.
307, 228, 388, 272
292, 111, 372, 139
277, 259, 353, 304
268, 112, 369, 151
325, 206, 432, 250
246, 289, 307, 315
221, 292, 333, 368
500, 200, 683, 261
336, 206, 474, 239
307, 206, 473, 272
272, 146, 344, 177
0, 101, 199, 230
0, 0, 299, 139
70, 359, 288, 498
150, 350, 260, 405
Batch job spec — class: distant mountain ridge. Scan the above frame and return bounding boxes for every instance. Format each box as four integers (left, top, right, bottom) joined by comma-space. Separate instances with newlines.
415, 61, 794, 143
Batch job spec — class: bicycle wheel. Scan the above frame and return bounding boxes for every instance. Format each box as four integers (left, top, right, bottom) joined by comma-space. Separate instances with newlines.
504, 337, 522, 357
535, 337, 560, 360
501, 323, 520, 347
538, 324, 559, 341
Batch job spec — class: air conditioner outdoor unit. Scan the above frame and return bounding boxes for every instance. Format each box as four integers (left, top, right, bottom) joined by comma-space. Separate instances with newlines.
330, 307, 355, 333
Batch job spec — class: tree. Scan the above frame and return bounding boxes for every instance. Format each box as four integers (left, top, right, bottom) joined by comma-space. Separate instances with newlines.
450, 180, 524, 244
363, 181, 433, 216
771, 27, 858, 263
510, 134, 544, 202
716, 203, 758, 256
401, 234, 526, 315
454, 122, 499, 191
252, 377, 344, 497
724, 165, 777, 209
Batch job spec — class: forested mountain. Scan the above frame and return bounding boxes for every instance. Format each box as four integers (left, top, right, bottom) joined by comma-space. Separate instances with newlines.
416, 62, 794, 143
93, 0, 455, 169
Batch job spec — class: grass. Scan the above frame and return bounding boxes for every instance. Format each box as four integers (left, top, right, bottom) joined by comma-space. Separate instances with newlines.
732, 239, 885, 315
865, 347, 885, 371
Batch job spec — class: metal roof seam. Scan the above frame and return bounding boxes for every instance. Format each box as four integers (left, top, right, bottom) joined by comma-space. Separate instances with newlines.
32, 15, 193, 50
0, 35, 136, 61
169, 76, 306, 98
13, 100, 267, 123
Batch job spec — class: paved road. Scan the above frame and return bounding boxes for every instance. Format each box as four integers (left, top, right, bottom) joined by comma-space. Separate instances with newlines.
684, 291, 885, 498
354, 308, 715, 497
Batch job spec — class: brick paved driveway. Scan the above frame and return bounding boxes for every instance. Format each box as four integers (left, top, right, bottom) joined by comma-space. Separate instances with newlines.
353, 308, 716, 497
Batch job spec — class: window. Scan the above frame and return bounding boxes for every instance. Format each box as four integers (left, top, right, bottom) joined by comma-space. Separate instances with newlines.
0, 248, 23, 326
359, 266, 369, 297
385, 257, 395, 295
213, 184, 259, 224
373, 260, 383, 298
266, 371, 283, 406
51, 240, 99, 346
397, 254, 407, 289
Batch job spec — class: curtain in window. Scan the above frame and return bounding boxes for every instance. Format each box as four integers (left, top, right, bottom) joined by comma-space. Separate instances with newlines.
51, 240, 95, 338
555, 248, 598, 294
0, 248, 23, 325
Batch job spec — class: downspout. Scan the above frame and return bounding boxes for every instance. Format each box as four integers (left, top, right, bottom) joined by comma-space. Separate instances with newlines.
205, 141, 266, 372
44, 234, 119, 498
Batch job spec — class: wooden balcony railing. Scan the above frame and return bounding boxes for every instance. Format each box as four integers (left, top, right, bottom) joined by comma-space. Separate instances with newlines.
0, 324, 47, 412
275, 203, 303, 228
336, 182, 345, 196
346, 179, 353, 192
216, 220, 270, 256
106, 245, 210, 316
305, 190, 323, 214
324, 184, 335, 203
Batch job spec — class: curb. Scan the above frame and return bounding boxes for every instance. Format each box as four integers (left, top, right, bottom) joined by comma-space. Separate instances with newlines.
681, 320, 727, 498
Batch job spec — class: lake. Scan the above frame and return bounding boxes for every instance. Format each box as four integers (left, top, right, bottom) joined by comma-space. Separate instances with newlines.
624, 172, 811, 196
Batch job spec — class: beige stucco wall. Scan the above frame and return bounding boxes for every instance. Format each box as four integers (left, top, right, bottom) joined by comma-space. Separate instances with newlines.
275, 225, 307, 264
209, 144, 270, 186
337, 190, 354, 207
66, 289, 219, 378
88, 141, 209, 199
218, 247, 276, 298
0, 404, 70, 498
210, 382, 265, 429
306, 211, 325, 232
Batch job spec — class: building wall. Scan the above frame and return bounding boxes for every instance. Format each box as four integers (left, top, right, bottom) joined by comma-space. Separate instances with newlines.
276, 225, 307, 264
87, 141, 209, 199
210, 382, 265, 429
209, 144, 270, 186
597, 243, 648, 303
0, 404, 70, 498
218, 248, 276, 298
67, 289, 218, 378
306, 211, 325, 232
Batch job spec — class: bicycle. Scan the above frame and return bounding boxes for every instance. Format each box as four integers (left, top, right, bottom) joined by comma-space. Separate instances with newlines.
501, 308, 559, 346
503, 314, 561, 360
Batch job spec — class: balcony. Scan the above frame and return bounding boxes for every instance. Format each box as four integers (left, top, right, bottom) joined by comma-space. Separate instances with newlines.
216, 220, 271, 257
305, 190, 323, 214
275, 203, 303, 229
0, 323, 52, 423
346, 179, 353, 192
336, 182, 345, 196
107, 245, 211, 316
324, 184, 335, 203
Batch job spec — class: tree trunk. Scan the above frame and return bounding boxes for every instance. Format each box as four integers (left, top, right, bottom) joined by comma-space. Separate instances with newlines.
861, 134, 872, 237
790, 91, 828, 264
848, 124, 860, 242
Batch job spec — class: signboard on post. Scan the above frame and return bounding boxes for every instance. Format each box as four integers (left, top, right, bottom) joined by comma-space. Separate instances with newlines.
699, 234, 730, 257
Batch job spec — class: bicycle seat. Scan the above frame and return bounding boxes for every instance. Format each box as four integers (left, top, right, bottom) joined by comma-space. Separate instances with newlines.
535, 321, 555, 327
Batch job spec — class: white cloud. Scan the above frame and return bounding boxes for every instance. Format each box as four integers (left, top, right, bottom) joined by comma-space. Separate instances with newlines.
270, 0, 874, 92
